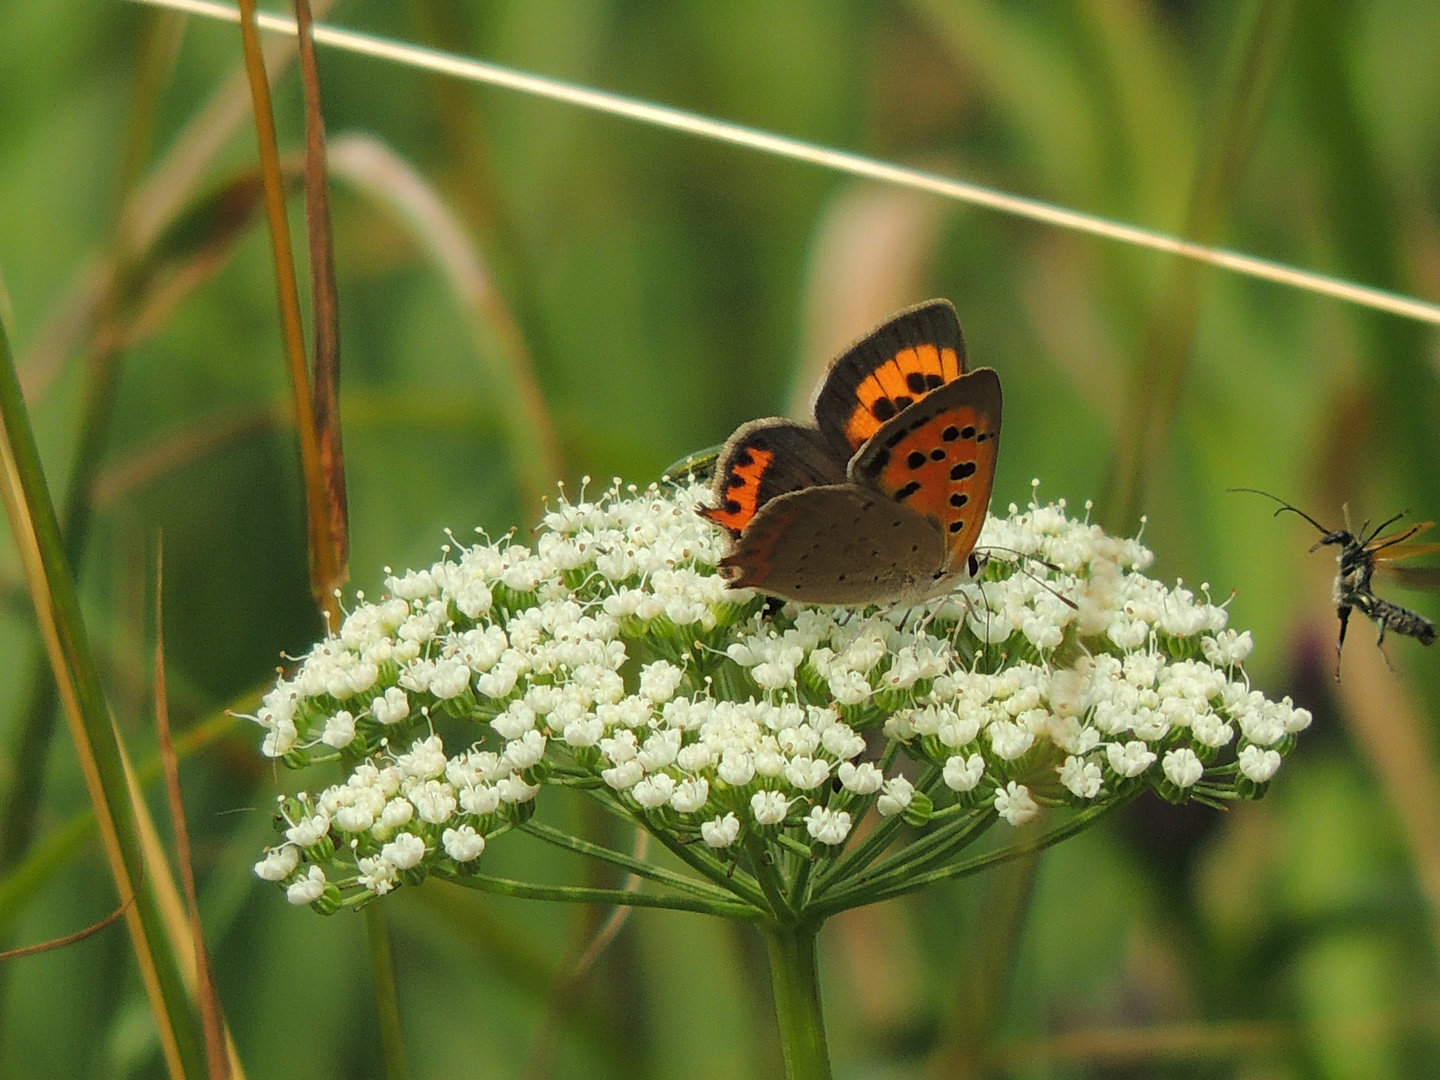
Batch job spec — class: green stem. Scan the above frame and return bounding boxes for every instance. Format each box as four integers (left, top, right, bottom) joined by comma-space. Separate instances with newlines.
821, 799, 1130, 914
365, 904, 412, 1080
0, 306, 206, 1077
581, 786, 771, 909
744, 835, 793, 918
519, 819, 743, 903
815, 806, 996, 908
761, 920, 832, 1080
449, 872, 762, 919
811, 763, 940, 892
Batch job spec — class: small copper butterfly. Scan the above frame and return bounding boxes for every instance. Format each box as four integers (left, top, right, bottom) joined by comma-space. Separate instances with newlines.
699, 299, 1001, 605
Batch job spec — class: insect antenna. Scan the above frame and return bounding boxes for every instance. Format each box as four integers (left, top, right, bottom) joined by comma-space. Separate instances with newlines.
978, 545, 1080, 611
1361, 513, 1418, 551
1227, 487, 1331, 535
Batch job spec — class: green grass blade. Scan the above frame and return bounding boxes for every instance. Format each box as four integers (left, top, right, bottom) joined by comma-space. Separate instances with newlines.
0, 316, 207, 1079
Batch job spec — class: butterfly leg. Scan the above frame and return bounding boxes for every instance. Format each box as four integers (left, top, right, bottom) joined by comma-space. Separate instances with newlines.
911, 602, 945, 638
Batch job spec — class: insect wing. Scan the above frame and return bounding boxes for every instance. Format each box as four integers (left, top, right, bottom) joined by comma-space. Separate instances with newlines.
1367, 520, 1435, 554
1372, 526, 1440, 592
811, 299, 967, 460
1377, 563, 1440, 592
716, 484, 945, 605
849, 368, 1001, 570
698, 418, 847, 534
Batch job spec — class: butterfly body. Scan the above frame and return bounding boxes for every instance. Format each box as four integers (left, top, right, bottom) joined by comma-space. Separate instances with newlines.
700, 300, 1000, 606
1234, 489, 1439, 677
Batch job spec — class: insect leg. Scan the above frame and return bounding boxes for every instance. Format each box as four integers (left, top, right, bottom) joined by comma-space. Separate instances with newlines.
1334, 604, 1352, 681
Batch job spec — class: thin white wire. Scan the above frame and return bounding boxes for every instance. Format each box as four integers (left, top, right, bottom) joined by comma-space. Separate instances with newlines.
131, 0, 1440, 327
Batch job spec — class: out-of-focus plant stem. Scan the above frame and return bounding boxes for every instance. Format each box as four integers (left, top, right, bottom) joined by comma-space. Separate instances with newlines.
1292, 0, 1440, 514
1105, 0, 1298, 529
0, 311, 206, 1078
235, 0, 342, 626
0, 6, 180, 876
0, 704, 250, 935
365, 905, 412, 1080
327, 135, 564, 518
0, 0, 328, 877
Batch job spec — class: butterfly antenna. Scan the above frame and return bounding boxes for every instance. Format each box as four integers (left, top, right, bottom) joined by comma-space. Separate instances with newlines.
975, 577, 997, 670
979, 546, 1079, 611
1228, 487, 1331, 535
980, 544, 1063, 574
1019, 562, 1079, 611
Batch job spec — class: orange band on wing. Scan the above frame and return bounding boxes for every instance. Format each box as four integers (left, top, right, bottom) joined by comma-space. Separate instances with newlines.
841, 345, 963, 451
698, 447, 776, 533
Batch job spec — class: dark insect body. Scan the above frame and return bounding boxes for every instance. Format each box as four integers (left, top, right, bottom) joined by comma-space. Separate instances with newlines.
1233, 488, 1439, 678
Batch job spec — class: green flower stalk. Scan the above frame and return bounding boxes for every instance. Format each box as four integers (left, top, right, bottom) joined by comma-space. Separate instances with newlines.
248, 478, 1308, 1079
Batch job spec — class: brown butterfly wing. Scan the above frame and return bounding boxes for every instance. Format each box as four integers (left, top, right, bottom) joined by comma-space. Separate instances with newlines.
849, 368, 1001, 570
698, 419, 847, 535
717, 484, 946, 605
811, 299, 967, 460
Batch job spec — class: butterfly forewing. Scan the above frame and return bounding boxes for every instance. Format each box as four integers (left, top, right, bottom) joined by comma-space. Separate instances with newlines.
717, 484, 946, 605
812, 299, 967, 459
849, 368, 1001, 568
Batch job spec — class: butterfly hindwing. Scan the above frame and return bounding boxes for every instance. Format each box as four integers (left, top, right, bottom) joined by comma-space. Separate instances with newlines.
811, 299, 967, 460
850, 368, 1001, 568
717, 484, 946, 605
698, 418, 847, 535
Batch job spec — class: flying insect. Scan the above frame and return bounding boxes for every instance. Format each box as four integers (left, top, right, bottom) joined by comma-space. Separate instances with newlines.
1233, 488, 1439, 678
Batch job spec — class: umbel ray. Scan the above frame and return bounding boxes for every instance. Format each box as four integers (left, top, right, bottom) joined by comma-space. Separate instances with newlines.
1233, 488, 1440, 678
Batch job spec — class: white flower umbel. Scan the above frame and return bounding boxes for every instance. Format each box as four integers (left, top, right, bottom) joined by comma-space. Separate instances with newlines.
251, 480, 1308, 914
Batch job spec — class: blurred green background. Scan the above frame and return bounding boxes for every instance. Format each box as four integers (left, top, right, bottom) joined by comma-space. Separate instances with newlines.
3, 0, 1440, 1076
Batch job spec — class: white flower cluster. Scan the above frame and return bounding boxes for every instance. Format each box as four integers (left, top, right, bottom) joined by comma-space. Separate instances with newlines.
251, 481, 1309, 911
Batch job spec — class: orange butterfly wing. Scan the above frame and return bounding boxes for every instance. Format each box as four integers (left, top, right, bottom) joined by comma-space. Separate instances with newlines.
698, 419, 847, 534
849, 368, 1001, 568
812, 299, 967, 459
